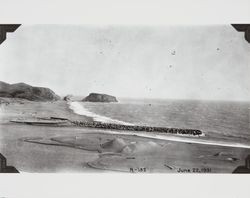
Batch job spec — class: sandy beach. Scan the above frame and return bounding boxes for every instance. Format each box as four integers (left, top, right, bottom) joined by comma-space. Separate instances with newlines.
0, 98, 249, 173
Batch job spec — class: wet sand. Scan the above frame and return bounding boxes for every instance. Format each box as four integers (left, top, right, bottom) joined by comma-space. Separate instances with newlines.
0, 98, 249, 173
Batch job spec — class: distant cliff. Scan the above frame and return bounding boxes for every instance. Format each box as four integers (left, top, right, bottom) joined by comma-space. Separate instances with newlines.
82, 93, 118, 102
0, 81, 60, 101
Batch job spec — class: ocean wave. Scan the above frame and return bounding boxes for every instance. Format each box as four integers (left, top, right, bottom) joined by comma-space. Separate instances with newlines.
99, 130, 250, 149
68, 101, 134, 125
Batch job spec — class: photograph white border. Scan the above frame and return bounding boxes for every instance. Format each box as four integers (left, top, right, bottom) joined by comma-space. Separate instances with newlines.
0, 0, 250, 197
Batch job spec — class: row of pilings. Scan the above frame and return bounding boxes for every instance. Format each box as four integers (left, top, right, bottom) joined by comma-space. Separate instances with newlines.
71, 120, 202, 136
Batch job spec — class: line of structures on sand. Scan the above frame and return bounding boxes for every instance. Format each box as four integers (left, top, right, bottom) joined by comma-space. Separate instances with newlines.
10, 117, 203, 136
71, 121, 202, 136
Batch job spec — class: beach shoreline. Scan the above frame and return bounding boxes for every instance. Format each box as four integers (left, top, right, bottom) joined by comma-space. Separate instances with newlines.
0, 97, 250, 173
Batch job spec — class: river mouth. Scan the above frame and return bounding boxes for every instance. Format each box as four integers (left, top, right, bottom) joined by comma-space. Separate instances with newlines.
1, 99, 250, 173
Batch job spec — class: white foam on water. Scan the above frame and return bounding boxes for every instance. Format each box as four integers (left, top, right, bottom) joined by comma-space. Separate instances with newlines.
68, 101, 134, 125
96, 130, 250, 149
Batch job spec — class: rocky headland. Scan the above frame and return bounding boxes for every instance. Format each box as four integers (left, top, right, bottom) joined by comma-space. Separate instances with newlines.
82, 93, 118, 102
0, 81, 60, 101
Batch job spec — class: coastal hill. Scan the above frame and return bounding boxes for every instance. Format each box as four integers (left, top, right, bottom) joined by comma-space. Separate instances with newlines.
0, 81, 60, 101
82, 93, 118, 102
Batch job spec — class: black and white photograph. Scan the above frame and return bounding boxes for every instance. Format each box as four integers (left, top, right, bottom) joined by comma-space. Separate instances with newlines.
0, 24, 250, 174
1, 0, 250, 198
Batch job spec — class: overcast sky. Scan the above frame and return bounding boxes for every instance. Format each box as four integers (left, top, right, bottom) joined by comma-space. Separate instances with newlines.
0, 25, 249, 101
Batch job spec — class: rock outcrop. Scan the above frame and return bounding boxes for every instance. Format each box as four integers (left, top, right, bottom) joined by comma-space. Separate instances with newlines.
63, 94, 73, 101
82, 93, 118, 102
0, 81, 60, 101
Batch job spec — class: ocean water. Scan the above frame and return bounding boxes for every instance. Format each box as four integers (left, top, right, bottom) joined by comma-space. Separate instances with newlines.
70, 98, 250, 144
